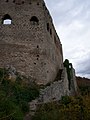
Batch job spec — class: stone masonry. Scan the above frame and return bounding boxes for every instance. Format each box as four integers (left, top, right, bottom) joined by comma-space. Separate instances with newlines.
28, 67, 77, 116
0, 0, 63, 85
38, 67, 70, 103
0, 1, 78, 117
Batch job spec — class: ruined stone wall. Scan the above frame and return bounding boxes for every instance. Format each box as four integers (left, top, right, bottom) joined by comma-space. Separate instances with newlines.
38, 68, 70, 103
28, 67, 77, 117
70, 68, 78, 95
0, 0, 63, 84
29, 67, 77, 103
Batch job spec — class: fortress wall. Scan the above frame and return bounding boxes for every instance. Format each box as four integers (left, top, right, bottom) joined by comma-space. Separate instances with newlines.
70, 68, 78, 95
0, 0, 63, 84
38, 68, 70, 103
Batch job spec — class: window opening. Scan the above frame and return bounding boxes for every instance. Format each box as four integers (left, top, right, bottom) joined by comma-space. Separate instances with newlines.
47, 23, 49, 31
37, 3, 39, 5
30, 16, 39, 25
43, 3, 45, 7
37, 45, 39, 48
22, 1, 24, 4
3, 19, 11, 25
6, 0, 8, 2
50, 29, 52, 36
2, 14, 12, 25
54, 36, 56, 43
13, 0, 15, 3
37, 55, 39, 57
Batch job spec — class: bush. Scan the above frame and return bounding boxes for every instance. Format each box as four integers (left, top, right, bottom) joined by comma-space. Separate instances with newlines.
61, 96, 71, 106
0, 68, 40, 119
32, 95, 90, 120
0, 97, 23, 120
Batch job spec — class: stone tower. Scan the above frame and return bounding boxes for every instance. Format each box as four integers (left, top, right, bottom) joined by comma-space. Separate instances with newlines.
0, 0, 63, 85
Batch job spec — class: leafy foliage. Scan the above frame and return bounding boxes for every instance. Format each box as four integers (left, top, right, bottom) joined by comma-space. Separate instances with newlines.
0, 67, 90, 120
0, 68, 40, 120
32, 80, 90, 120
32, 95, 90, 120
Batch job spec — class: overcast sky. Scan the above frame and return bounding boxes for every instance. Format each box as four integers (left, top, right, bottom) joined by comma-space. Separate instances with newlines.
45, 0, 90, 78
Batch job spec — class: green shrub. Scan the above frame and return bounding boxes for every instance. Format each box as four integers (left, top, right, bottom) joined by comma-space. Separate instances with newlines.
0, 97, 23, 120
79, 86, 90, 96
32, 95, 90, 120
61, 96, 71, 106
0, 68, 40, 119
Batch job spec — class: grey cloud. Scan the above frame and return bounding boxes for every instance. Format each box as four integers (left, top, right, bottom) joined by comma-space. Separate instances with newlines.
45, 0, 90, 26
74, 52, 90, 78
45, 0, 90, 78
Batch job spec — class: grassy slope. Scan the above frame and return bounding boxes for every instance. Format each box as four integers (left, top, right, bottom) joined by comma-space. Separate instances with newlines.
0, 68, 90, 120
0, 68, 39, 120
32, 77, 90, 120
